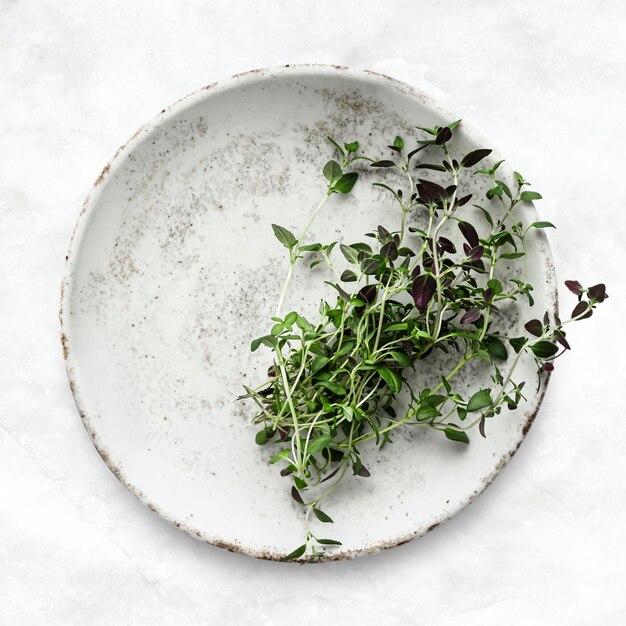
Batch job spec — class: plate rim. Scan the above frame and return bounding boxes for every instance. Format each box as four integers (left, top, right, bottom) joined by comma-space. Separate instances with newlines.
60, 64, 557, 562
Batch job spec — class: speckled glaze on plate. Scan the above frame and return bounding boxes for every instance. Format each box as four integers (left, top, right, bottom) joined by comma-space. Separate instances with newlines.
60, 65, 556, 562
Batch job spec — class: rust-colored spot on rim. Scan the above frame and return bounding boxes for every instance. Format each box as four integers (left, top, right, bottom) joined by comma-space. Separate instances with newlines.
95, 163, 110, 186
60, 333, 69, 360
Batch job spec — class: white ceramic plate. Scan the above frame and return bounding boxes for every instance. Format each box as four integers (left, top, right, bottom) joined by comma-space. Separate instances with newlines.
61, 65, 556, 561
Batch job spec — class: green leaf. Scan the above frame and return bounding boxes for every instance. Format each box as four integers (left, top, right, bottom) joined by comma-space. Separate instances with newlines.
342, 405, 354, 422
501, 252, 525, 259
530, 341, 558, 359
466, 389, 492, 412
372, 182, 399, 197
336, 340, 355, 357
520, 191, 542, 202
333, 172, 358, 194
529, 221, 555, 229
327, 136, 345, 156
313, 508, 334, 523
509, 336, 527, 353
317, 381, 347, 396
307, 434, 333, 455
385, 322, 409, 331
316, 538, 342, 546
377, 367, 402, 393
416, 405, 441, 421
388, 351, 413, 367
487, 278, 503, 296
272, 224, 297, 249
255, 429, 269, 445
485, 337, 508, 360
320, 394, 333, 413
339, 244, 359, 264
284, 311, 298, 326
310, 356, 330, 373
323, 160, 343, 183
341, 269, 358, 282
269, 449, 290, 464
496, 179, 512, 199
283, 544, 307, 561
250, 335, 275, 352
344, 141, 360, 153
300, 242, 323, 252
476, 205, 494, 226
486, 184, 504, 199
393, 135, 404, 151
444, 427, 470, 444
421, 394, 446, 407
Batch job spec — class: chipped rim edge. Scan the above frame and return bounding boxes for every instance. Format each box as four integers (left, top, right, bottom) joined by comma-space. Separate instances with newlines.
59, 64, 558, 564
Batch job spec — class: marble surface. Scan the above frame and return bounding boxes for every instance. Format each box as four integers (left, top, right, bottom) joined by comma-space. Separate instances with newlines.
1, 1, 625, 623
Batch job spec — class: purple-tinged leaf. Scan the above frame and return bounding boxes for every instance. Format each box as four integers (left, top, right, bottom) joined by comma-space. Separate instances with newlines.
484, 288, 493, 303
377, 224, 390, 239
411, 265, 421, 280
320, 466, 341, 483
356, 464, 371, 477
588, 283, 607, 303
435, 126, 452, 145
291, 486, 304, 505
415, 163, 446, 171
543, 362, 555, 372
437, 237, 456, 254
330, 283, 350, 302
461, 148, 492, 168
458, 221, 479, 247
467, 259, 485, 272
417, 178, 446, 203
460, 309, 481, 324
467, 245, 484, 261
479, 415, 486, 438
358, 285, 377, 305
456, 194, 473, 207
553, 330, 571, 350
407, 145, 429, 162
412, 274, 437, 311
572, 301, 593, 319
565, 280, 583, 296
370, 160, 396, 168
524, 319, 543, 337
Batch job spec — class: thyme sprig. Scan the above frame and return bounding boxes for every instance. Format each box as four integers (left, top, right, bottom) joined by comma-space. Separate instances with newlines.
240, 123, 607, 560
